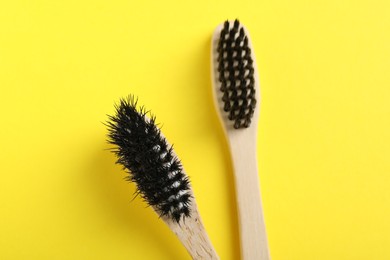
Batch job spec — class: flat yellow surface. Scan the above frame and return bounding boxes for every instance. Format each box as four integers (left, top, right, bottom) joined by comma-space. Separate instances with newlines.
1, 1, 389, 259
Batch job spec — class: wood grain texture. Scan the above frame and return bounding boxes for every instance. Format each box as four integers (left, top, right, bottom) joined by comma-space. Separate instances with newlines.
211, 21, 270, 260
161, 194, 219, 260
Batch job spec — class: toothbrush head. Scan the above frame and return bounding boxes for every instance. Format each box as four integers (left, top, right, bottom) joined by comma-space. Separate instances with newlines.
106, 96, 192, 223
214, 19, 258, 129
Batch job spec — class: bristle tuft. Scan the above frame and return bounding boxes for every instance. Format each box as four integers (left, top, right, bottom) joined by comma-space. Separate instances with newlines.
106, 95, 192, 223
217, 19, 256, 129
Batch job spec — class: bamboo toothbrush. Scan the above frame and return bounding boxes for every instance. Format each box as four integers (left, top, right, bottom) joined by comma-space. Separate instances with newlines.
210, 20, 270, 260
106, 96, 219, 260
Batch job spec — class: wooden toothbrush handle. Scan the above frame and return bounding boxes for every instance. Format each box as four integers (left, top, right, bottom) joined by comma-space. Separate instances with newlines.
229, 133, 270, 260
161, 197, 219, 260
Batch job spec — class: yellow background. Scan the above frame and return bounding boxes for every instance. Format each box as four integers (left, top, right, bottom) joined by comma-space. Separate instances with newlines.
1, 0, 389, 259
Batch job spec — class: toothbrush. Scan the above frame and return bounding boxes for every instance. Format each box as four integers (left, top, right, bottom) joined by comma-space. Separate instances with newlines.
210, 20, 270, 260
106, 96, 219, 260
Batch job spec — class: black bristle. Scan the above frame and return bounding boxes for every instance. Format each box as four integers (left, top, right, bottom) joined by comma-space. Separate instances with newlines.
223, 20, 229, 31
239, 28, 245, 38
217, 19, 256, 129
220, 82, 227, 91
106, 96, 192, 223
234, 19, 240, 30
